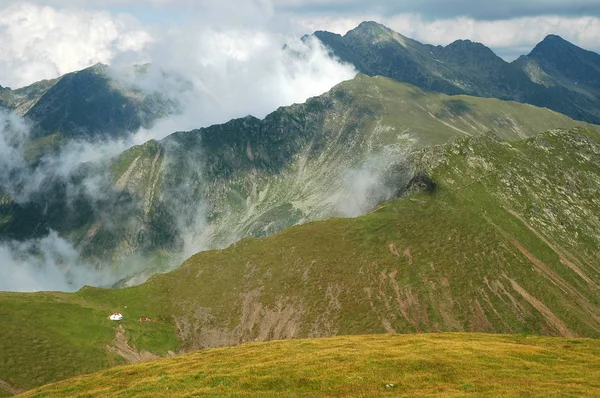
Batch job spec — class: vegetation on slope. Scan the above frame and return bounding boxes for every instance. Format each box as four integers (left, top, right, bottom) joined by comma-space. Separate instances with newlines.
0, 286, 179, 395
22, 333, 600, 397
1, 127, 600, 395
2, 74, 587, 281
0, 77, 60, 116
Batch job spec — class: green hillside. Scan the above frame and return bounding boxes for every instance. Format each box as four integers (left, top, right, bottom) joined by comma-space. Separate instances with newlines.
1, 75, 588, 283
20, 333, 600, 397
1, 126, 600, 395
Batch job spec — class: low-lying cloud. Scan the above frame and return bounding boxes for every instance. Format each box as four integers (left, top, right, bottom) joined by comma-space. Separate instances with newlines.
116, 30, 356, 135
0, 231, 117, 292
0, 2, 358, 292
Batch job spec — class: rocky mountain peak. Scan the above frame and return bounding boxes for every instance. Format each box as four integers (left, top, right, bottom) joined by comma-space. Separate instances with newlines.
530, 34, 578, 57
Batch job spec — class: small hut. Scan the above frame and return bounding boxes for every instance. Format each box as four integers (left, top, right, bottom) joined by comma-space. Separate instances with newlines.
109, 313, 123, 321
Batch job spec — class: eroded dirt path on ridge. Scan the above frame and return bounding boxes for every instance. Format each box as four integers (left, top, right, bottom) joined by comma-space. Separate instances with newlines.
0, 378, 23, 396
106, 325, 160, 363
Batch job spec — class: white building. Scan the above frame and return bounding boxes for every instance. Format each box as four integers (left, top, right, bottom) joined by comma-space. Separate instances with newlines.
109, 313, 123, 321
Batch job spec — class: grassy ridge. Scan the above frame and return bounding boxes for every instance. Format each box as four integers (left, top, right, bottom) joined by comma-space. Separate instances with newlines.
22, 333, 600, 397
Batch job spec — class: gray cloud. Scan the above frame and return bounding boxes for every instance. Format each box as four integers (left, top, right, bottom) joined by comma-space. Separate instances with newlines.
2, 1, 599, 23
276, 0, 600, 20
3, 1, 599, 20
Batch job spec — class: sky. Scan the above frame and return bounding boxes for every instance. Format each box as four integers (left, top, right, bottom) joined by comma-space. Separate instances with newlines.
0, 0, 599, 88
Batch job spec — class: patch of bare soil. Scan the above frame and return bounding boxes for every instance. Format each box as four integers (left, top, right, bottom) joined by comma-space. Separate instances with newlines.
239, 290, 303, 342
512, 240, 600, 326
388, 243, 400, 257
0, 379, 22, 396
508, 209, 598, 288
470, 298, 494, 332
403, 248, 413, 265
508, 279, 574, 337
106, 325, 160, 363
386, 270, 429, 331
178, 292, 304, 351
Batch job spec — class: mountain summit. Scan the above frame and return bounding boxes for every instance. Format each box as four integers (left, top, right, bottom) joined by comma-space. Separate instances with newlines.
314, 22, 600, 124
516, 34, 600, 96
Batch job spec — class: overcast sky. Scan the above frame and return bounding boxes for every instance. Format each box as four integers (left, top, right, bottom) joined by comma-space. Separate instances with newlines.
0, 0, 599, 88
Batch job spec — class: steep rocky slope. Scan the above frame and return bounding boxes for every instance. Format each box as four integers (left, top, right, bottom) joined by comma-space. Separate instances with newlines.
0, 78, 59, 116
0, 63, 175, 160
514, 34, 600, 96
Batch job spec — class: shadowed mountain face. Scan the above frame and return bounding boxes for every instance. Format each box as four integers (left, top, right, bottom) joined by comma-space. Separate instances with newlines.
314, 22, 600, 124
0, 64, 174, 143
24, 67, 143, 140
514, 34, 600, 97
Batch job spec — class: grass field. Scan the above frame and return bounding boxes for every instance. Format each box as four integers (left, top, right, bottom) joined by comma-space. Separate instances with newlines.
22, 333, 600, 397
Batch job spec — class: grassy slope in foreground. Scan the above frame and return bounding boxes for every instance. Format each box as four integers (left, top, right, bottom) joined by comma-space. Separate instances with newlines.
23, 333, 600, 397
2, 127, 600, 394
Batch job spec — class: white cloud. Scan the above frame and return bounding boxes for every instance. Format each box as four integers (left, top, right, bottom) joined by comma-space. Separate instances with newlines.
109, 25, 357, 133
0, 3, 152, 88
0, 2, 358, 292
0, 231, 116, 292
2, 1, 599, 88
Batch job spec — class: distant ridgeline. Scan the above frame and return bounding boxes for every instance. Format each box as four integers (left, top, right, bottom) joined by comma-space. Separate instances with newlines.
0, 63, 175, 145
313, 21, 600, 124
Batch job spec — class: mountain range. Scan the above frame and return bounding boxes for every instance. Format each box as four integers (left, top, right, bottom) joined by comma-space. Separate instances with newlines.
1, 21, 600, 396
2, 124, 600, 394
314, 21, 600, 124
0, 75, 589, 285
